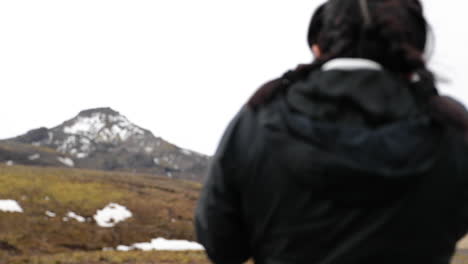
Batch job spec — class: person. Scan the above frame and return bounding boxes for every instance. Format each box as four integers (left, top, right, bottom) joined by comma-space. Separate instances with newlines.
195, 0, 468, 263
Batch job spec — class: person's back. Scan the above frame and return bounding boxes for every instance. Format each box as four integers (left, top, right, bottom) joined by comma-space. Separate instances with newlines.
195, 1, 468, 263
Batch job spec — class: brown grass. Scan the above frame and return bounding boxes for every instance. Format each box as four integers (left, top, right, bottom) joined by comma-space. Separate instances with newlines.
0, 251, 211, 264
0, 164, 201, 257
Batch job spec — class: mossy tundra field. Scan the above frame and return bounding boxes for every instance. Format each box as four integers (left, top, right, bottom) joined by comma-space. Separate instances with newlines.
1, 164, 468, 264
0, 164, 210, 263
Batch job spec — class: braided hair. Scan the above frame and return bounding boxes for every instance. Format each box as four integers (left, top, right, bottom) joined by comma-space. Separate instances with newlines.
248, 0, 437, 109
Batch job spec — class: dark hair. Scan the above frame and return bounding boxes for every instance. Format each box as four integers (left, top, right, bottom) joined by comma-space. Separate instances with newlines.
316, 0, 429, 74
249, 0, 437, 109
307, 3, 326, 48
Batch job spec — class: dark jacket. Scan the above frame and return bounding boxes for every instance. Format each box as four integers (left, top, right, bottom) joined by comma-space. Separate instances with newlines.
195, 61, 468, 264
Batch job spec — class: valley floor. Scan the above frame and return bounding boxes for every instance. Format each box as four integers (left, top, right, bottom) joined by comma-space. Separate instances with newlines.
0, 251, 211, 264
2, 250, 468, 264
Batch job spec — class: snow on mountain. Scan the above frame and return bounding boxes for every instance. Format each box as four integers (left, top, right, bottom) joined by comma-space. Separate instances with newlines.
53, 108, 148, 159
58, 157, 74, 167
63, 112, 144, 143
28, 153, 40, 160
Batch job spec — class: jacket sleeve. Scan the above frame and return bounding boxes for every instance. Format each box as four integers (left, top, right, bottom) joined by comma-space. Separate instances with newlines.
195, 106, 255, 264
429, 95, 468, 142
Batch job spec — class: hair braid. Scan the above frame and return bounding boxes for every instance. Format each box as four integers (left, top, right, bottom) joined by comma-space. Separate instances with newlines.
249, 0, 438, 110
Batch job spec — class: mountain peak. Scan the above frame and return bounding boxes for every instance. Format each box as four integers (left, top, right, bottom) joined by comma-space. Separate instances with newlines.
63, 108, 145, 145
6, 107, 210, 182
78, 107, 120, 117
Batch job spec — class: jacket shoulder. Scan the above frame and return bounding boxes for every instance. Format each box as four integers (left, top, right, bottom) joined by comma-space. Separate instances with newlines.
211, 105, 261, 183
429, 95, 468, 142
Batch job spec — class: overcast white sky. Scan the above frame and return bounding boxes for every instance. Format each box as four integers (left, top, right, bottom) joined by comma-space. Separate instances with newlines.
0, 1, 467, 155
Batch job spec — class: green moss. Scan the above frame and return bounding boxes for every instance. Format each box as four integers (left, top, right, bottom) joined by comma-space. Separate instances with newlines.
0, 166, 126, 212
45, 181, 125, 212
0, 165, 202, 258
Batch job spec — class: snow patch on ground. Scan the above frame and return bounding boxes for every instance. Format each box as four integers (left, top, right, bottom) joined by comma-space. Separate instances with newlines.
116, 238, 204, 251
58, 157, 74, 167
6, 160, 14, 166
94, 203, 132, 228
28, 154, 40, 161
45, 211, 56, 217
67, 211, 86, 222
76, 153, 88, 159
116, 245, 132, 251
0, 200, 23, 213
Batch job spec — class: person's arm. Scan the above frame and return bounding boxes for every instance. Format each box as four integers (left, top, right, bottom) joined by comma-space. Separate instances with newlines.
431, 96, 468, 244
195, 107, 254, 264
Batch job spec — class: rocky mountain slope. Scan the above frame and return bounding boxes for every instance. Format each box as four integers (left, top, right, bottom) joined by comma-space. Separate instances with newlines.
1, 108, 210, 182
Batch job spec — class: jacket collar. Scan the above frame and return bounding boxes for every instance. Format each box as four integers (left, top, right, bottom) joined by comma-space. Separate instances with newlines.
286, 65, 423, 126
322, 58, 383, 71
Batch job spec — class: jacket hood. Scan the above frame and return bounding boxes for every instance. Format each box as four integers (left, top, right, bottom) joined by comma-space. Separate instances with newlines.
277, 60, 445, 204
287, 59, 424, 125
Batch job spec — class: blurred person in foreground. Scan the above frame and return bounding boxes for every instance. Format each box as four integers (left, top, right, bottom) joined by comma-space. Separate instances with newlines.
195, 0, 468, 263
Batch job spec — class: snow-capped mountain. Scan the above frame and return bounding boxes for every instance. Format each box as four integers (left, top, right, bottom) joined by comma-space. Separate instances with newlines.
58, 108, 147, 158
2, 108, 210, 182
